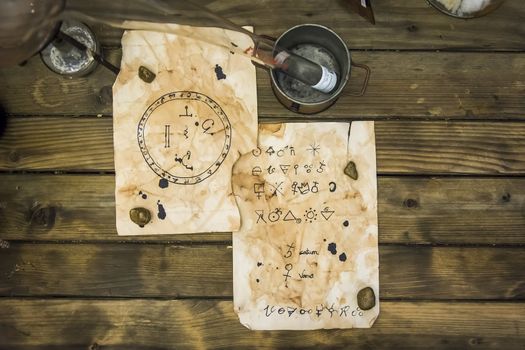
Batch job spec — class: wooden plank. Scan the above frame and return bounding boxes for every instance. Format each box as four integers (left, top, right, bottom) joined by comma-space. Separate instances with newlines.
1, 174, 524, 244
0, 243, 524, 299
1, 51, 525, 119
2, 118, 525, 174
0, 299, 523, 349
90, 0, 525, 51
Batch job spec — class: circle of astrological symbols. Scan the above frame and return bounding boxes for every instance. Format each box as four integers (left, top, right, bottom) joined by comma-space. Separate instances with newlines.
137, 91, 231, 185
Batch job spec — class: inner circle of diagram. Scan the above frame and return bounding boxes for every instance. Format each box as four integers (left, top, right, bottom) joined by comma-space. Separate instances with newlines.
137, 91, 232, 185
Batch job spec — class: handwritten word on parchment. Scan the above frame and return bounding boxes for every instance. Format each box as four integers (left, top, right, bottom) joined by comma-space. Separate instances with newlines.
232, 122, 379, 330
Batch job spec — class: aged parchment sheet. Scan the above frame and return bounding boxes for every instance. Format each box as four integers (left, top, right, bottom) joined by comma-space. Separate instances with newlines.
232, 122, 379, 330
113, 25, 257, 235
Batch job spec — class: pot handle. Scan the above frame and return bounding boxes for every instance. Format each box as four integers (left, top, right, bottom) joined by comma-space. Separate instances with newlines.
348, 61, 370, 97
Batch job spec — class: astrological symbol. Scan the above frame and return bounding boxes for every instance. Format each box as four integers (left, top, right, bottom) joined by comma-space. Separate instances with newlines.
164, 124, 172, 148
292, 182, 310, 195
317, 161, 326, 173
287, 306, 297, 317
276, 146, 288, 157
304, 208, 317, 223
293, 164, 299, 175
268, 208, 282, 222
320, 207, 335, 221
304, 164, 313, 173
283, 263, 293, 282
307, 142, 320, 156
339, 305, 351, 317
289, 146, 296, 156
268, 182, 284, 197
255, 210, 266, 224
267, 165, 276, 174
252, 148, 261, 157
266, 146, 275, 156
283, 210, 301, 224
253, 183, 265, 199
325, 304, 337, 318
329, 181, 337, 192
179, 105, 193, 117
279, 164, 290, 175
284, 243, 295, 259
174, 151, 193, 171
252, 166, 262, 176
202, 118, 215, 135
311, 181, 319, 193
183, 126, 189, 139
316, 305, 324, 317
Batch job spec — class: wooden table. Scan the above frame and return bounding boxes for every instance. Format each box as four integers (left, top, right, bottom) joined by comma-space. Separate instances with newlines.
1, 1, 524, 348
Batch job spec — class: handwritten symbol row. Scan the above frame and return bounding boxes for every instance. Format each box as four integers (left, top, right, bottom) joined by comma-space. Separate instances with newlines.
252, 142, 321, 158
253, 180, 337, 198
252, 162, 327, 176
255, 207, 335, 224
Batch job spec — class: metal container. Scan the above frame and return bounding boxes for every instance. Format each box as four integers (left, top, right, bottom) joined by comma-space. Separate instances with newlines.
270, 24, 370, 114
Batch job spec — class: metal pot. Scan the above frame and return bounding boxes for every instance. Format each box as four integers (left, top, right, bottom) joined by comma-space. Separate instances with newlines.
269, 24, 370, 114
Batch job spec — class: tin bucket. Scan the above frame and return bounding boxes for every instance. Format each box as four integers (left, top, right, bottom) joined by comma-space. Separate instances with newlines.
269, 24, 370, 114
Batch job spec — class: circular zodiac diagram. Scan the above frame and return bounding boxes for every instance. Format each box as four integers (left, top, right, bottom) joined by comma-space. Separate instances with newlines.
137, 91, 231, 185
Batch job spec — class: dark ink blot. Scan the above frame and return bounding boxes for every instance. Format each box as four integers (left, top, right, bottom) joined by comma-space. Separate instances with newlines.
257, 262, 263, 267
159, 178, 169, 189
343, 220, 349, 227
194, 121, 199, 127
142, 194, 147, 199
339, 253, 347, 262
214, 64, 226, 80
231, 42, 238, 47
328, 242, 337, 255
323, 238, 326, 242
256, 279, 260, 283
157, 200, 166, 220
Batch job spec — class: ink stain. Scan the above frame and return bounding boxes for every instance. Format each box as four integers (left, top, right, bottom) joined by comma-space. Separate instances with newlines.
231, 42, 238, 47
195, 121, 199, 126
214, 64, 226, 80
257, 262, 263, 267
343, 220, 349, 227
328, 243, 337, 255
159, 178, 169, 189
323, 238, 327, 242
157, 200, 166, 220
139, 191, 147, 199
256, 279, 260, 283
339, 252, 347, 262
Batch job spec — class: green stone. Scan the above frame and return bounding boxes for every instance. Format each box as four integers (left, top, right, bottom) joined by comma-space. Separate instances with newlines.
130, 207, 151, 227
357, 287, 376, 310
344, 161, 358, 180
138, 65, 156, 83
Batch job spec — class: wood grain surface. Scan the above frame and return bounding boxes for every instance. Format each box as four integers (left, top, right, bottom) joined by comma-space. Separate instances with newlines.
90, 0, 525, 50
0, 243, 524, 299
0, 299, 524, 350
0, 174, 523, 244
2, 117, 525, 174
0, 0, 524, 347
1, 51, 525, 119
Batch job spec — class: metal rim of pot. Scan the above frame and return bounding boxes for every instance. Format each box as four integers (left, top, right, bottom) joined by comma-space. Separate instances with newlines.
268, 23, 370, 114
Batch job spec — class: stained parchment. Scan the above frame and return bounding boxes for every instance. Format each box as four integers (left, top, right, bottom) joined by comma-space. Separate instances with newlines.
113, 24, 257, 235
232, 122, 379, 330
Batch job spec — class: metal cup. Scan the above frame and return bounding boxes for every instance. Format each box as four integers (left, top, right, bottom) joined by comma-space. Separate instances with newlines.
270, 24, 370, 114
